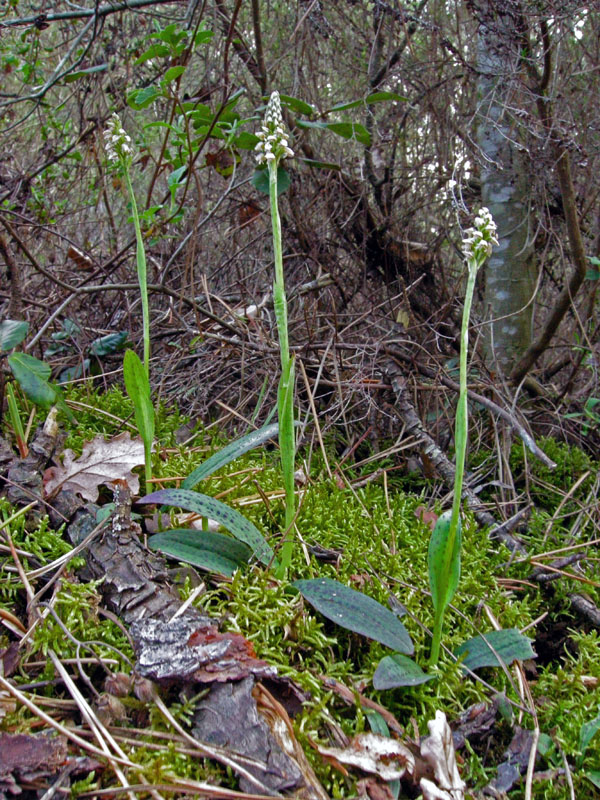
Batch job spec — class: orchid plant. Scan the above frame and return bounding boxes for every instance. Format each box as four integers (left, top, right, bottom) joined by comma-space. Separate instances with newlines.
428, 208, 499, 665
104, 114, 154, 486
255, 92, 296, 578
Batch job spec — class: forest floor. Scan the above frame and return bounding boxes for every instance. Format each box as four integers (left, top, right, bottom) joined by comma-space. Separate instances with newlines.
0, 384, 599, 800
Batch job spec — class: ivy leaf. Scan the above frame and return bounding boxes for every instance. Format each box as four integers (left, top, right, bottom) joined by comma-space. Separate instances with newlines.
293, 577, 414, 654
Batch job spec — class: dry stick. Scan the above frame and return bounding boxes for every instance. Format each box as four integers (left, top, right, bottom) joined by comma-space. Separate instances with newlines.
385, 361, 525, 552
384, 345, 556, 469
0, 674, 136, 766
50, 652, 166, 800
298, 358, 332, 480
152, 694, 281, 797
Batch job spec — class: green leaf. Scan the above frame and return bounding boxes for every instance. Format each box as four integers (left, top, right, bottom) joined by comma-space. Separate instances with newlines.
0, 319, 29, 350
167, 165, 187, 190
148, 529, 252, 577
64, 63, 108, 83
122, 350, 154, 446
279, 94, 315, 116
293, 578, 414, 655
252, 166, 290, 196
161, 65, 186, 87
7, 352, 56, 407
89, 331, 128, 357
325, 122, 371, 146
579, 712, 600, 756
138, 489, 275, 567
373, 653, 435, 689
296, 119, 328, 131
586, 771, 600, 789
364, 709, 390, 737
234, 131, 260, 150
59, 359, 93, 383
455, 629, 536, 671
193, 29, 214, 47
134, 43, 171, 64
183, 421, 279, 490
428, 510, 461, 616
127, 86, 161, 109
585, 268, 600, 281
328, 91, 407, 112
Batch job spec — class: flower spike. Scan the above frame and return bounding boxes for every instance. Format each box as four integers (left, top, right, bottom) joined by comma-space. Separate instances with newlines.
255, 92, 294, 166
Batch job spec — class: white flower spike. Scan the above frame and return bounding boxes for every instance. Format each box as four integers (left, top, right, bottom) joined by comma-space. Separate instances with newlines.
462, 207, 498, 266
255, 91, 294, 166
103, 114, 134, 164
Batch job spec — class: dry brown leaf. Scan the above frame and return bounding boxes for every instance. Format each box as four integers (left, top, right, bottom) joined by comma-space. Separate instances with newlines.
420, 711, 466, 800
43, 432, 145, 501
316, 732, 415, 782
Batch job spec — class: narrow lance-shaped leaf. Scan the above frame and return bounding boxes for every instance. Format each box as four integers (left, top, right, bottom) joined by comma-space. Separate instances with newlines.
428, 510, 462, 617
148, 529, 252, 577
138, 488, 276, 567
294, 578, 414, 655
123, 350, 154, 448
182, 421, 280, 490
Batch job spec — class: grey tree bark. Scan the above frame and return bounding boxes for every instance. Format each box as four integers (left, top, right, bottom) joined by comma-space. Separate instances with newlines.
476, 5, 537, 375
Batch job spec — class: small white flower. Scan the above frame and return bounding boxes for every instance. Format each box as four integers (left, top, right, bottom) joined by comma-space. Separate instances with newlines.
255, 91, 294, 167
462, 207, 498, 265
104, 113, 135, 164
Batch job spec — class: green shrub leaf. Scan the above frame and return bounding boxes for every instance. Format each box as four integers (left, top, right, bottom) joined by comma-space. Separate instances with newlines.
0, 320, 29, 351
128, 86, 161, 109
148, 529, 252, 576
7, 352, 56, 407
279, 94, 315, 116
293, 577, 414, 654
328, 91, 407, 112
138, 488, 275, 567
325, 122, 371, 146
89, 332, 128, 357
455, 628, 536, 671
373, 653, 435, 689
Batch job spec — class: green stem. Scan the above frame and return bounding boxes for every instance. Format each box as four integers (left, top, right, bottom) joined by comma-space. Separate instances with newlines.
124, 167, 150, 376
268, 162, 295, 578
429, 260, 478, 666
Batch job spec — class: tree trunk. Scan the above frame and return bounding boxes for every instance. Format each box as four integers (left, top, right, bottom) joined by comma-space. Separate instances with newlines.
476, 4, 536, 375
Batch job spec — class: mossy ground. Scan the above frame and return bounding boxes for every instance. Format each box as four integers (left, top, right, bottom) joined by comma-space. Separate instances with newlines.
1, 385, 599, 798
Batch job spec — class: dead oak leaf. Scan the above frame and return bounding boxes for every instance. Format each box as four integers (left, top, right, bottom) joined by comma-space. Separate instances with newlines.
43, 432, 145, 501
316, 732, 415, 782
